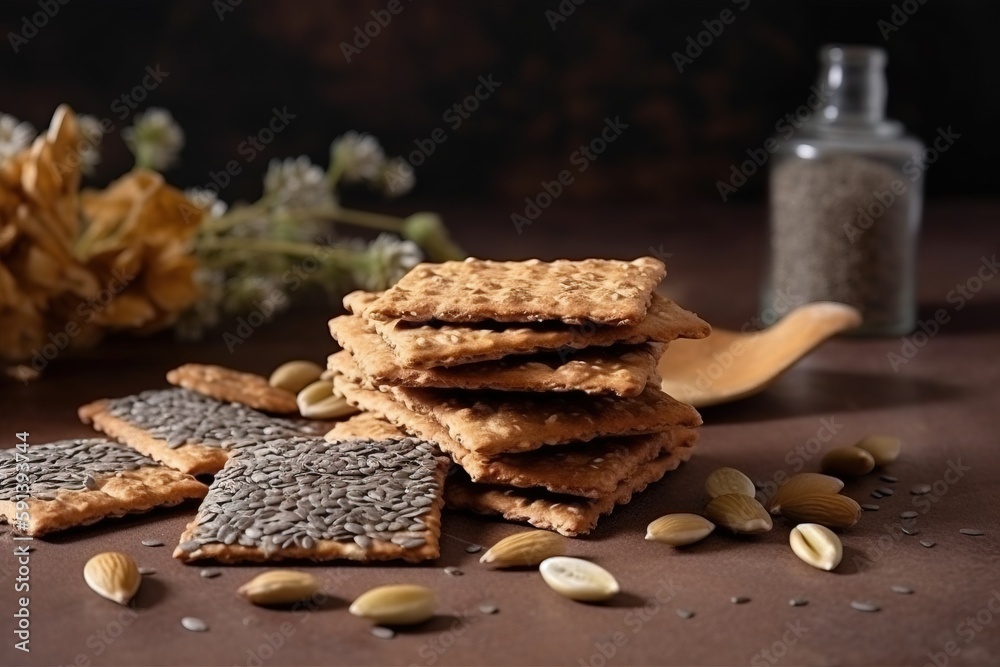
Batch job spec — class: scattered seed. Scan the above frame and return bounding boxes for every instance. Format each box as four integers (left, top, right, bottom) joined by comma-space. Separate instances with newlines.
676, 609, 695, 619
919, 540, 936, 548
478, 603, 499, 614
899, 511, 918, 519
877, 487, 894, 496
910, 484, 932, 495
871, 490, 884, 499
850, 600, 880, 613
200, 568, 221, 579
861, 504, 880, 511
464, 544, 482, 554
891, 585, 914, 595
789, 598, 808, 607
731, 596, 750, 604
242, 616, 257, 626
959, 529, 984, 536
371, 626, 395, 640
138, 567, 156, 576
901, 527, 920, 536
444, 566, 463, 576
181, 617, 208, 632
880, 474, 898, 483
140, 539, 163, 547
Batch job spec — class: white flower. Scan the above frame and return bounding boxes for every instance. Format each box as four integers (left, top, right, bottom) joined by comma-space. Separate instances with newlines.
353, 233, 422, 291
0, 113, 37, 161
379, 158, 415, 197
123, 108, 184, 171
77, 114, 104, 175
263, 156, 335, 209
330, 131, 385, 182
184, 188, 228, 217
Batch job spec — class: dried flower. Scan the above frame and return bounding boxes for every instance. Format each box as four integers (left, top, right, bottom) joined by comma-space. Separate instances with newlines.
352, 233, 422, 291
0, 113, 36, 161
379, 158, 415, 197
123, 108, 184, 171
264, 157, 335, 209
330, 131, 385, 183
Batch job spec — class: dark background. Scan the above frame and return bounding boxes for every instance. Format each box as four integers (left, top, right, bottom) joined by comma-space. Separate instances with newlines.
1, 0, 996, 211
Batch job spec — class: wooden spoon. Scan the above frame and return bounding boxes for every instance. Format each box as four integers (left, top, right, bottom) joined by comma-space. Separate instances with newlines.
658, 302, 862, 408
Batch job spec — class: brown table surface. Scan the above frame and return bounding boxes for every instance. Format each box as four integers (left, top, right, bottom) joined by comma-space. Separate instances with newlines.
2, 202, 999, 667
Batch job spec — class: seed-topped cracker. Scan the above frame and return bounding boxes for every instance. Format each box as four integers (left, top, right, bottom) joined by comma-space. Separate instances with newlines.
173, 436, 450, 563
360, 257, 667, 325
332, 355, 700, 456
328, 315, 662, 396
0, 438, 207, 536
166, 363, 298, 414
79, 389, 328, 475
445, 437, 697, 536
326, 412, 409, 441
345, 291, 709, 369
332, 371, 697, 498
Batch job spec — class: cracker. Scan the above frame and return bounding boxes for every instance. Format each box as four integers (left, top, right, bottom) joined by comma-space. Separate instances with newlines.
328, 313, 661, 396
332, 372, 697, 498
326, 412, 407, 440
79, 389, 326, 475
361, 257, 666, 325
173, 436, 449, 563
445, 441, 697, 537
331, 352, 701, 456
0, 438, 207, 536
166, 363, 298, 414
346, 291, 709, 368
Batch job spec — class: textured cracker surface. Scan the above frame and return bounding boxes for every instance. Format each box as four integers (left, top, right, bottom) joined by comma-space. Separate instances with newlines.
79, 399, 231, 475
445, 441, 696, 536
166, 363, 298, 413
326, 412, 408, 440
0, 464, 207, 537
346, 291, 709, 368
331, 354, 700, 456
327, 316, 660, 396
361, 257, 666, 325
173, 439, 449, 564
332, 371, 696, 498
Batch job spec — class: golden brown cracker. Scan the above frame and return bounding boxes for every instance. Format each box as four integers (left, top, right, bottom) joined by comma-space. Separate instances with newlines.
166, 363, 298, 414
360, 257, 666, 325
0, 438, 207, 536
328, 314, 660, 396
445, 442, 696, 537
346, 291, 709, 369
173, 436, 449, 563
331, 351, 701, 456
326, 412, 407, 440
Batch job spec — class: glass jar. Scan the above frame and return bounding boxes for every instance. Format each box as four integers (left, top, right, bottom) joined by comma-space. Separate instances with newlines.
764, 44, 925, 335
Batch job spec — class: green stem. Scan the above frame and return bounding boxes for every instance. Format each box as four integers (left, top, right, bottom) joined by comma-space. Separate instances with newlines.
197, 236, 356, 261
293, 206, 405, 232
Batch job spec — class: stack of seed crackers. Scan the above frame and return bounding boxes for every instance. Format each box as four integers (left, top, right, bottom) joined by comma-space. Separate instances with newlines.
327, 257, 711, 536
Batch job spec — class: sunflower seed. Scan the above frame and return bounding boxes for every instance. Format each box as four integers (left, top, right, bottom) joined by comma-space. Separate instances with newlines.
181, 616, 208, 632
891, 585, 914, 594
789, 598, 809, 607
861, 504, 880, 511
140, 539, 163, 547
478, 603, 499, 614
879, 474, 898, 483
871, 490, 884, 499
877, 487, 894, 496
138, 567, 156, 575
443, 566, 463, 576
899, 511, 918, 519
910, 484, 932, 495
200, 568, 221, 579
371, 626, 395, 640
959, 528, 984, 536
850, 601, 880, 613
465, 544, 482, 554
919, 540, 936, 548
731, 596, 750, 604
676, 609, 695, 619
901, 527, 920, 536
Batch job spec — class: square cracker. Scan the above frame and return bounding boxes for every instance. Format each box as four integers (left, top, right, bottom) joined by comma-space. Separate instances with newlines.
345, 291, 709, 369
79, 389, 328, 476
326, 412, 409, 441
331, 371, 697, 498
361, 257, 666, 325
445, 440, 697, 537
0, 438, 207, 536
166, 363, 298, 414
328, 313, 661, 397
173, 436, 449, 563
331, 351, 701, 456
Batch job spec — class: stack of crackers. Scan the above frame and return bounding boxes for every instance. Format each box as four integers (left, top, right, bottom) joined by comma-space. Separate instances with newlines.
327, 257, 711, 536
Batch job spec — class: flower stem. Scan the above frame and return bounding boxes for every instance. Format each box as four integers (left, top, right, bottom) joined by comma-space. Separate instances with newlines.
196, 236, 356, 261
